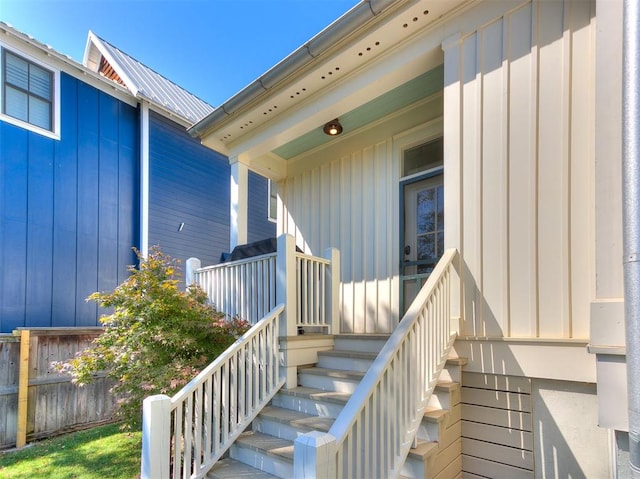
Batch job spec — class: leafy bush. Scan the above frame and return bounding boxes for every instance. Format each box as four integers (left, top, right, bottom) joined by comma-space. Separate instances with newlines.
55, 247, 249, 429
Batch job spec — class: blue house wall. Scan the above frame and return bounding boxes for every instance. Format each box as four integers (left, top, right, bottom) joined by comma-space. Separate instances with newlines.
148, 111, 275, 268
148, 111, 230, 267
0, 72, 139, 333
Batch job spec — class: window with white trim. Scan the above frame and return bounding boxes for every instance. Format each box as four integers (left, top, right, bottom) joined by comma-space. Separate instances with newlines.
1, 47, 58, 137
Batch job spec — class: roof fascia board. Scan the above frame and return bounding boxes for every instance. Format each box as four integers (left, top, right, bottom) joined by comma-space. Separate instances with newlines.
0, 24, 136, 107
189, 0, 408, 138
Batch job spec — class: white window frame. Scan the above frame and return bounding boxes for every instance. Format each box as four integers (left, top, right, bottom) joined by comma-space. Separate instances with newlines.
0, 44, 61, 140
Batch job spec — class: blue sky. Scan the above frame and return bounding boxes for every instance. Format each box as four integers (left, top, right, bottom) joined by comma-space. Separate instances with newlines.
0, 0, 358, 106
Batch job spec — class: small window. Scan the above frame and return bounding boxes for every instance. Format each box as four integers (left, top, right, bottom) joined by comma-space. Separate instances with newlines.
403, 138, 443, 177
268, 179, 277, 223
2, 48, 57, 136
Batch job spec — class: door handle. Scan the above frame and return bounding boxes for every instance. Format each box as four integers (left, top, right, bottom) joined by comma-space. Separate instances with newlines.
404, 245, 410, 255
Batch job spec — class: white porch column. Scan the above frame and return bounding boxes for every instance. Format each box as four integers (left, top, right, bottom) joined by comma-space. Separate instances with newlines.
442, 33, 463, 332
230, 159, 248, 250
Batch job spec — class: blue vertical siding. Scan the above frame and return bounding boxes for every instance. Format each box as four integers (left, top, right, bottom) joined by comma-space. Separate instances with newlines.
0, 72, 139, 332
148, 111, 229, 268
1, 126, 28, 331
247, 171, 276, 244
52, 75, 79, 326
148, 112, 275, 274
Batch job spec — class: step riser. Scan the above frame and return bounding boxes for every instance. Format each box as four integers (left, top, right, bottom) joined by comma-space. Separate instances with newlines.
252, 417, 304, 442
333, 337, 387, 353
416, 419, 440, 443
229, 444, 292, 479
271, 394, 345, 418
439, 364, 461, 383
297, 372, 360, 393
317, 354, 374, 372
427, 388, 458, 410
400, 455, 428, 479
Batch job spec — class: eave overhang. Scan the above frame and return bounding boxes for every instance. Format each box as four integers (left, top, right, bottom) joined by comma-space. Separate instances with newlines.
190, 0, 473, 168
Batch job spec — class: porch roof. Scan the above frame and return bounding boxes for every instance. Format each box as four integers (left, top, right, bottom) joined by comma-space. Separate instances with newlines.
189, 0, 470, 175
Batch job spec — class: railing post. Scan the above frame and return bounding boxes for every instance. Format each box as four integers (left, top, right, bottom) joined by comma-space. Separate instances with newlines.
294, 431, 337, 478
141, 394, 171, 479
276, 234, 298, 338
324, 247, 340, 335
185, 257, 201, 287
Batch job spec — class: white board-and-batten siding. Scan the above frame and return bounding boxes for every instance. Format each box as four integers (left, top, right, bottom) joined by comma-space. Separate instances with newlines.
282, 140, 399, 334
444, 0, 595, 340
279, 97, 443, 333
278, 0, 595, 338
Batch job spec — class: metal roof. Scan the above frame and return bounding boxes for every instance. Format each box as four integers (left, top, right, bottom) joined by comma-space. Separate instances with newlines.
84, 32, 214, 124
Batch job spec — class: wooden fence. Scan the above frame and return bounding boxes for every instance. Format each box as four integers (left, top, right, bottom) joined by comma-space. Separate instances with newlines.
0, 328, 116, 450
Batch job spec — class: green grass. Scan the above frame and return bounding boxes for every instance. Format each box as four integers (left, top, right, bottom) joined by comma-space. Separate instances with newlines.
0, 423, 141, 479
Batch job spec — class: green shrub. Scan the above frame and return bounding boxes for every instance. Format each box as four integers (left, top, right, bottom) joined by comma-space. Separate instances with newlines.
55, 247, 249, 430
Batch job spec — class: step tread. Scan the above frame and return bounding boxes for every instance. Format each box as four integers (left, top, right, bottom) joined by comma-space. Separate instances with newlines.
207, 458, 278, 478
298, 366, 366, 380
278, 386, 352, 404
436, 380, 461, 391
334, 333, 391, 340
424, 407, 448, 422
260, 405, 335, 432
317, 349, 379, 360
235, 431, 294, 462
446, 356, 468, 366
408, 439, 439, 459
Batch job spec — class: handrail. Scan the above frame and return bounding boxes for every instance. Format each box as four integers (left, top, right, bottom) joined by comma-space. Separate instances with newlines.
319, 248, 458, 478
141, 304, 286, 479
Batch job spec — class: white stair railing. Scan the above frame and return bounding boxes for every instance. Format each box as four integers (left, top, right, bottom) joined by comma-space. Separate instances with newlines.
141, 304, 285, 479
194, 253, 277, 324
294, 249, 459, 479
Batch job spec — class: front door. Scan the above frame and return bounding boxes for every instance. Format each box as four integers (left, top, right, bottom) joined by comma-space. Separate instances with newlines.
401, 173, 444, 314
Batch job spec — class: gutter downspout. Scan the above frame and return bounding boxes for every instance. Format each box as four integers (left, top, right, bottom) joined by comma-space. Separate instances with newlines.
623, 0, 640, 476
187, 0, 403, 139
140, 101, 150, 258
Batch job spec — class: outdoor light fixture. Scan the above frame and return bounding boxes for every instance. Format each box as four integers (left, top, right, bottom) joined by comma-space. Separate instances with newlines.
323, 119, 343, 136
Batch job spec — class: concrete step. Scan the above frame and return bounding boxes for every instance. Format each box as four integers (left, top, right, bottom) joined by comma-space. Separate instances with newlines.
333, 334, 390, 353
271, 386, 350, 418
253, 405, 335, 441
230, 431, 293, 479
207, 458, 278, 478
316, 349, 378, 372
297, 366, 365, 393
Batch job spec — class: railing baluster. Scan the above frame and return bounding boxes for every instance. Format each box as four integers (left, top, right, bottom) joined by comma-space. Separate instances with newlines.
183, 395, 193, 479
173, 401, 182, 479
213, 370, 220, 454
194, 385, 202, 474
204, 378, 212, 463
